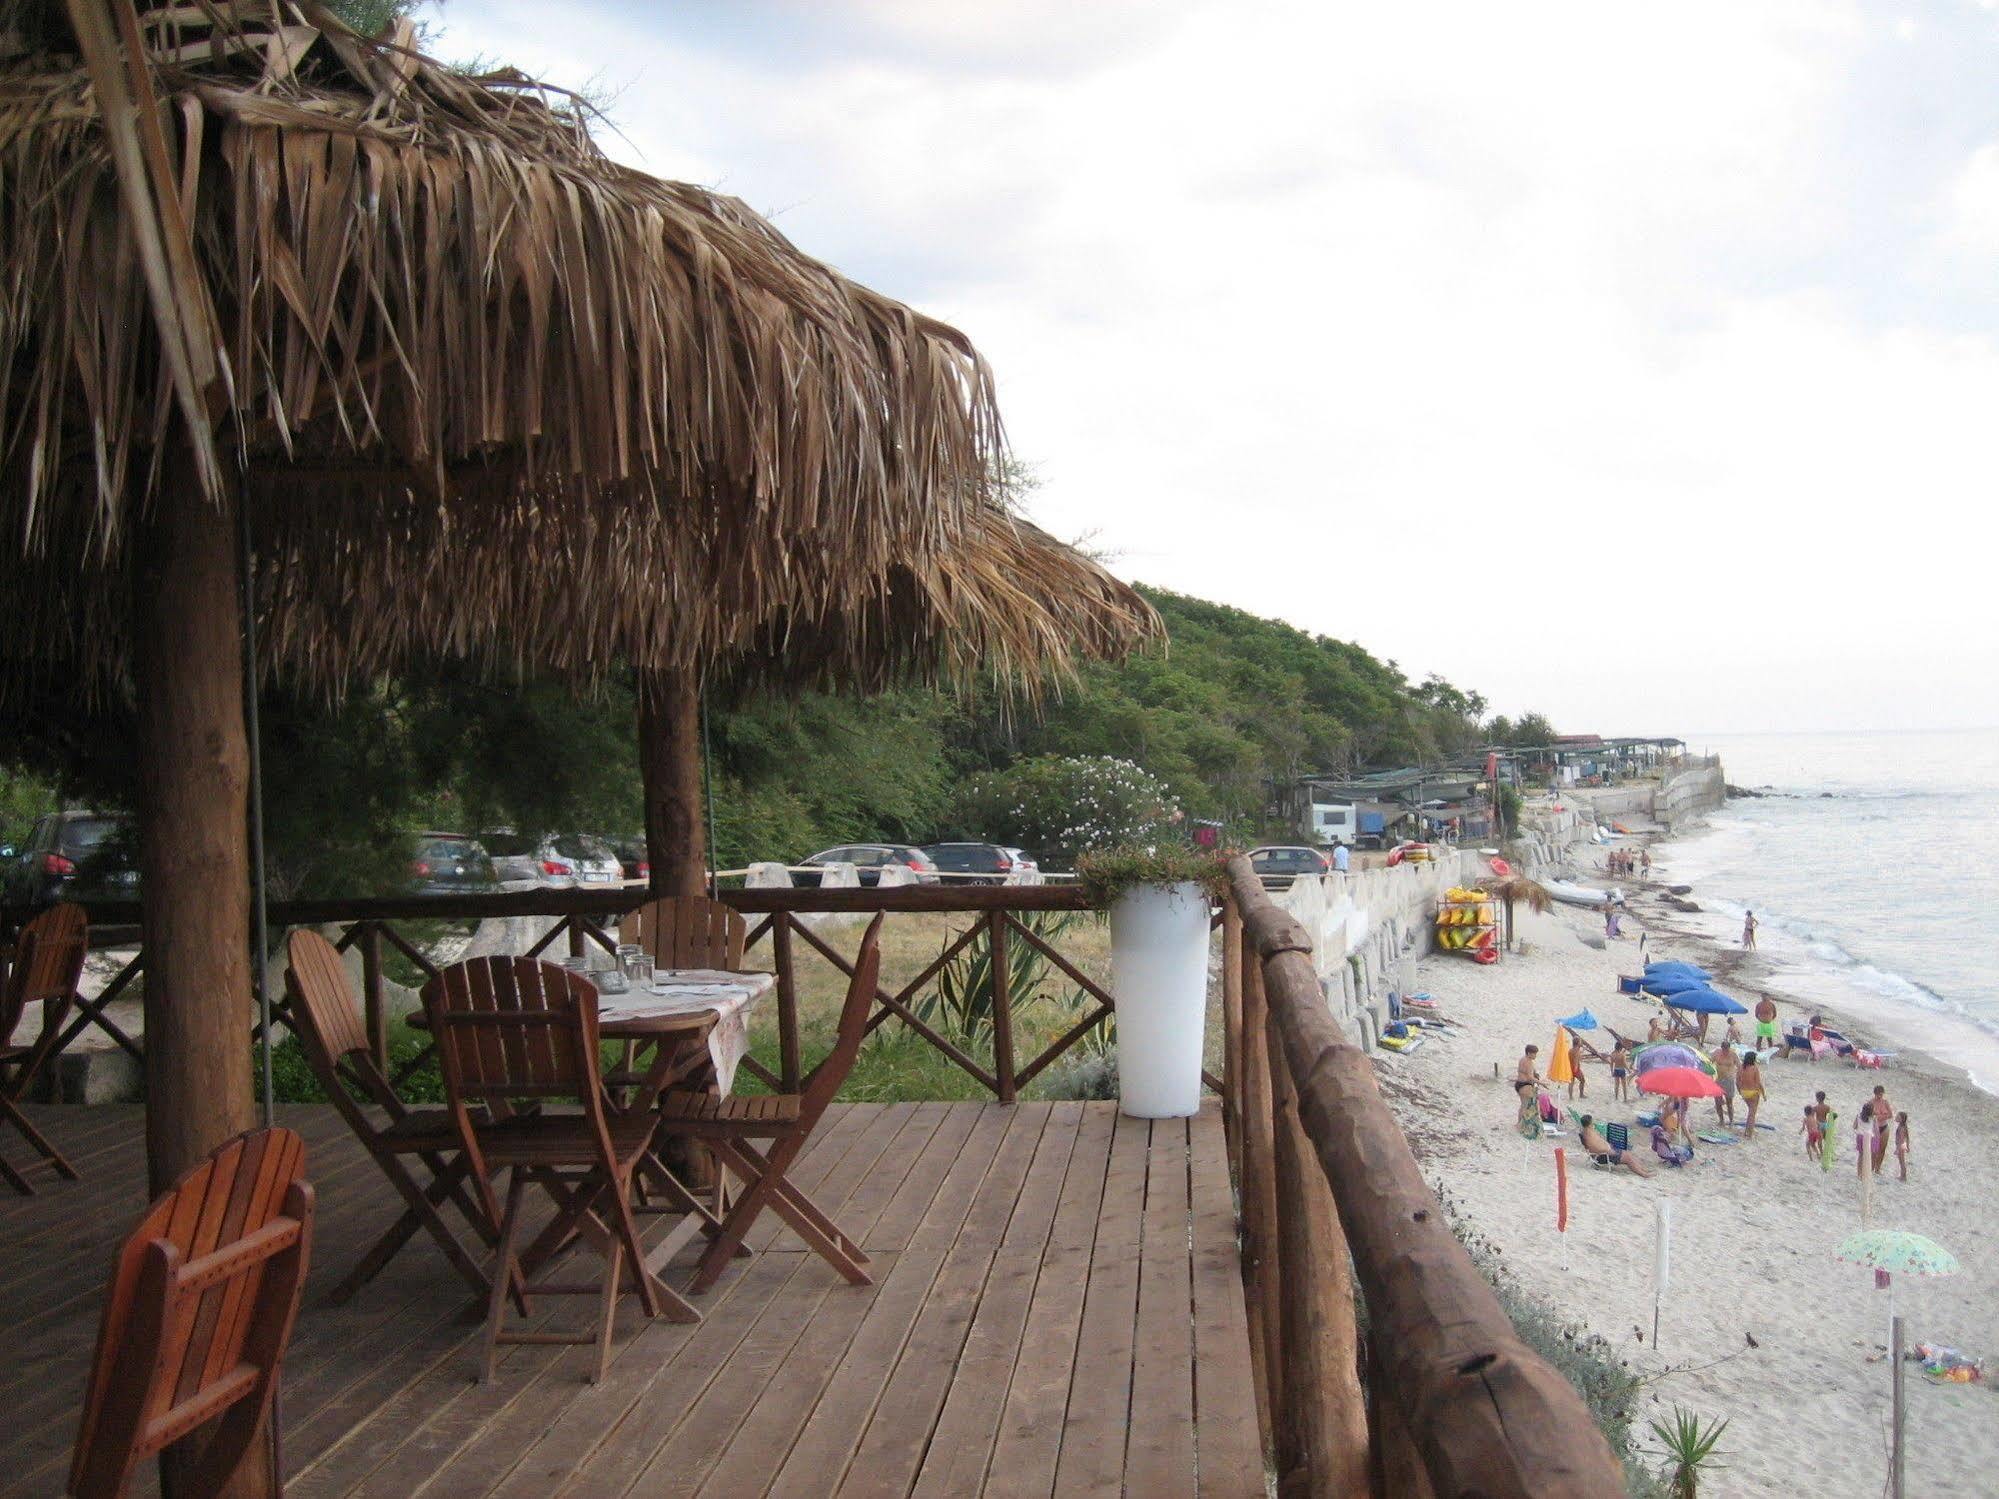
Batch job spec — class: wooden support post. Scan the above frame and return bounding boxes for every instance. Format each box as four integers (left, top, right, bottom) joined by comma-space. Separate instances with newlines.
774, 913, 800, 1093
989, 910, 1016, 1104
1268, 1017, 1370, 1497
132, 458, 255, 1198
637, 665, 707, 898
1223, 897, 1245, 1178
360, 920, 386, 1072
1239, 950, 1281, 1460
566, 917, 586, 960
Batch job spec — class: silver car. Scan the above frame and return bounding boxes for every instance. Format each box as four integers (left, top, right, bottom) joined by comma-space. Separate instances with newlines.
477, 831, 622, 889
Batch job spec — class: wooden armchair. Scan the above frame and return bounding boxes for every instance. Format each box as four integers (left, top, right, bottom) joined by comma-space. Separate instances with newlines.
67, 1127, 313, 1498
619, 895, 746, 971
1, 902, 88, 1193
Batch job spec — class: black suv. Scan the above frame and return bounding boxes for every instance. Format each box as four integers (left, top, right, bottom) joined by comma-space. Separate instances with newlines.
920, 842, 1021, 885
5, 811, 140, 906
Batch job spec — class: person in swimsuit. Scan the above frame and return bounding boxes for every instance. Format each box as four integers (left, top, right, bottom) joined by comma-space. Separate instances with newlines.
1579, 1115, 1652, 1177
1743, 910, 1758, 949
1855, 1101, 1875, 1179
1516, 1045, 1541, 1090
1895, 1112, 1912, 1181
1736, 1052, 1765, 1139
1800, 1103, 1819, 1162
1868, 1086, 1893, 1173
1610, 1042, 1632, 1102
1754, 995, 1778, 1054
1711, 1042, 1739, 1126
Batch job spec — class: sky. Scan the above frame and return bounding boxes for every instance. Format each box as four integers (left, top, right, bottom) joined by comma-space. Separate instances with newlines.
427, 1, 1999, 736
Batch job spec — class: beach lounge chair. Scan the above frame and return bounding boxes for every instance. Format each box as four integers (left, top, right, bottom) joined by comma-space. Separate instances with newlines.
1649, 1124, 1692, 1167
1602, 1121, 1631, 1154
1782, 1027, 1828, 1061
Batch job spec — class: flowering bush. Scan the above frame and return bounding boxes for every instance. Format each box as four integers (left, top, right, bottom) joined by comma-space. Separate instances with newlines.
950, 755, 1178, 869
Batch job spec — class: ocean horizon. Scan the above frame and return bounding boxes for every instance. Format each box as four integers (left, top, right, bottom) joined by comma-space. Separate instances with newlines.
1652, 726, 1999, 1094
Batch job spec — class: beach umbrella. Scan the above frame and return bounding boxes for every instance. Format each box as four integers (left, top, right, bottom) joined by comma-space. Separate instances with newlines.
1632, 1043, 1710, 1077
1836, 1230, 1959, 1499
1663, 988, 1748, 1017
1646, 962, 1710, 980
1640, 972, 1709, 996
1638, 1066, 1723, 1100
1547, 1028, 1576, 1085
1557, 1008, 1599, 1031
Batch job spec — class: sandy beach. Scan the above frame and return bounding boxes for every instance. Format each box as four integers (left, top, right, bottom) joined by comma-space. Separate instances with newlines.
1383, 837, 1999, 1498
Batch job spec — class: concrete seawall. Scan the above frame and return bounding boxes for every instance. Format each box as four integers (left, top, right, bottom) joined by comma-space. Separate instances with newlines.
1568, 759, 1727, 831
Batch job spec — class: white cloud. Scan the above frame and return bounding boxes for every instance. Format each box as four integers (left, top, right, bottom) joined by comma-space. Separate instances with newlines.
431, 0, 1999, 733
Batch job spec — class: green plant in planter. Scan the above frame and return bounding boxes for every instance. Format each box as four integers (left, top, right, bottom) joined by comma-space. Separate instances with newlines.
1646, 1408, 1727, 1498
1074, 845, 1234, 906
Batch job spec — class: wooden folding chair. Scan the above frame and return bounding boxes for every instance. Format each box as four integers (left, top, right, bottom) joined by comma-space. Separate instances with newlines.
424, 956, 698, 1383
67, 1127, 313, 1499
620, 894, 747, 971
1, 902, 88, 1194
283, 929, 500, 1305
659, 914, 883, 1294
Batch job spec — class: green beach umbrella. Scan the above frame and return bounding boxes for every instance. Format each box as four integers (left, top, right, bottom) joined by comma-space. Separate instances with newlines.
1835, 1229, 1960, 1278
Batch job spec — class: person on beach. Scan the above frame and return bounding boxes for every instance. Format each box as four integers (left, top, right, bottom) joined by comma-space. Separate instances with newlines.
1743, 910, 1758, 949
1895, 1112, 1912, 1181
1868, 1086, 1893, 1173
1800, 1103, 1820, 1161
1754, 995, 1778, 1054
1724, 1015, 1743, 1049
1567, 1045, 1588, 1101
1580, 1115, 1653, 1177
1647, 1016, 1665, 1043
1737, 1052, 1765, 1138
1855, 1101, 1875, 1180
1332, 842, 1349, 875
1516, 1044, 1541, 1089
1711, 1041, 1739, 1126
1642, 849, 1652, 874
1610, 1041, 1632, 1102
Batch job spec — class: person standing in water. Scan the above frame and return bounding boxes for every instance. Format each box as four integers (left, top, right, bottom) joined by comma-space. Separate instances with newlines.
1743, 910, 1758, 949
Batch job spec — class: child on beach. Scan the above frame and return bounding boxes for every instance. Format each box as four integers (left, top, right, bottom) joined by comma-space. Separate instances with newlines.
1800, 1104, 1820, 1162
1855, 1100, 1876, 1180
1610, 1042, 1631, 1102
1895, 1112, 1912, 1181
1568, 1047, 1588, 1100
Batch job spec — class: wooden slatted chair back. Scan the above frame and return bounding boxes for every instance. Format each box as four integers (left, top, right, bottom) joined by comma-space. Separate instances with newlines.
2, 902, 87, 1049
68, 1127, 314, 1499
424, 957, 601, 1104
283, 928, 402, 1119
621, 896, 746, 971
797, 915, 884, 1128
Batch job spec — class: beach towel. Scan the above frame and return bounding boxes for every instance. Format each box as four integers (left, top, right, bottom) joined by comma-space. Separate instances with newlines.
1819, 1110, 1839, 1172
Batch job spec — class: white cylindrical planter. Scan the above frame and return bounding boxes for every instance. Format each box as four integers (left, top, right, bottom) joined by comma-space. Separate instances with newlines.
1108, 881, 1211, 1118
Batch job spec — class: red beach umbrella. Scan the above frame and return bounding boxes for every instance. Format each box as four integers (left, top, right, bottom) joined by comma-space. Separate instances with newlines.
1638, 1066, 1723, 1101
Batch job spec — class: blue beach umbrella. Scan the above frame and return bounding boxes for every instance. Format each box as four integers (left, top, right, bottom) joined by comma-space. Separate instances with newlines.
1641, 972, 1710, 996
1663, 987, 1747, 1017
1558, 1009, 1599, 1031
1646, 961, 1710, 980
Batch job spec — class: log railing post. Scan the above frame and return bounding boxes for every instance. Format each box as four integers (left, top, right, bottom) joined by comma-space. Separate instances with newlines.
566, 916, 585, 961
1222, 897, 1244, 1179
359, 920, 386, 1072
1239, 942, 1281, 1460
988, 910, 1016, 1104
1268, 1014, 1369, 1497
773, 913, 800, 1093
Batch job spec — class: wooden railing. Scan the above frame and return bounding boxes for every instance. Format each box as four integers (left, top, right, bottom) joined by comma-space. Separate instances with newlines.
1221, 855, 1624, 1498
6, 883, 1181, 1104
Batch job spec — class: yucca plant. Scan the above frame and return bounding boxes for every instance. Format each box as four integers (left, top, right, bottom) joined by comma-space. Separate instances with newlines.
917, 911, 1086, 1046
1647, 1408, 1727, 1498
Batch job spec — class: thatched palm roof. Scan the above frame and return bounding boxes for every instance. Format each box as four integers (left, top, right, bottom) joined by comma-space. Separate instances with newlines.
0, 1, 1005, 695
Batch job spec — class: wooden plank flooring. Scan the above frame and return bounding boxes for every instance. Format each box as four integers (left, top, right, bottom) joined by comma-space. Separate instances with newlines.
0, 1101, 1264, 1497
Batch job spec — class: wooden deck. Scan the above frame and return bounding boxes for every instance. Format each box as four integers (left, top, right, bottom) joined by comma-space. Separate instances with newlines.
0, 1100, 1263, 1497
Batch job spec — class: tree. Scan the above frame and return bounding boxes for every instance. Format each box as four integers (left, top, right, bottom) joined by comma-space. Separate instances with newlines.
948, 755, 1178, 867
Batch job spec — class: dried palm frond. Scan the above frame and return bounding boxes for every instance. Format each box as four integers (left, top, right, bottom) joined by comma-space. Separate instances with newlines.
0, 1, 1008, 697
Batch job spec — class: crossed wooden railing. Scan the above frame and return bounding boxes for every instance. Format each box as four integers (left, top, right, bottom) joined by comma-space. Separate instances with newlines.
2, 884, 1179, 1104
1220, 855, 1624, 1498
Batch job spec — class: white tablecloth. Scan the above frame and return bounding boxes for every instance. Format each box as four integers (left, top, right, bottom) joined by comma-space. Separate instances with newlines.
593, 969, 773, 1095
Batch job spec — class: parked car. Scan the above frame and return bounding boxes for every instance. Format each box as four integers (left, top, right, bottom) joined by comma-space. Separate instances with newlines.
798, 844, 940, 887
3, 811, 139, 906
409, 833, 498, 896
919, 842, 1021, 884
610, 838, 650, 883
1246, 844, 1332, 890
474, 831, 624, 888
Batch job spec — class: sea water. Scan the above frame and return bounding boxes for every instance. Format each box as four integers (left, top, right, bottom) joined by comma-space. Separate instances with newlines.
1654, 728, 1999, 1094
